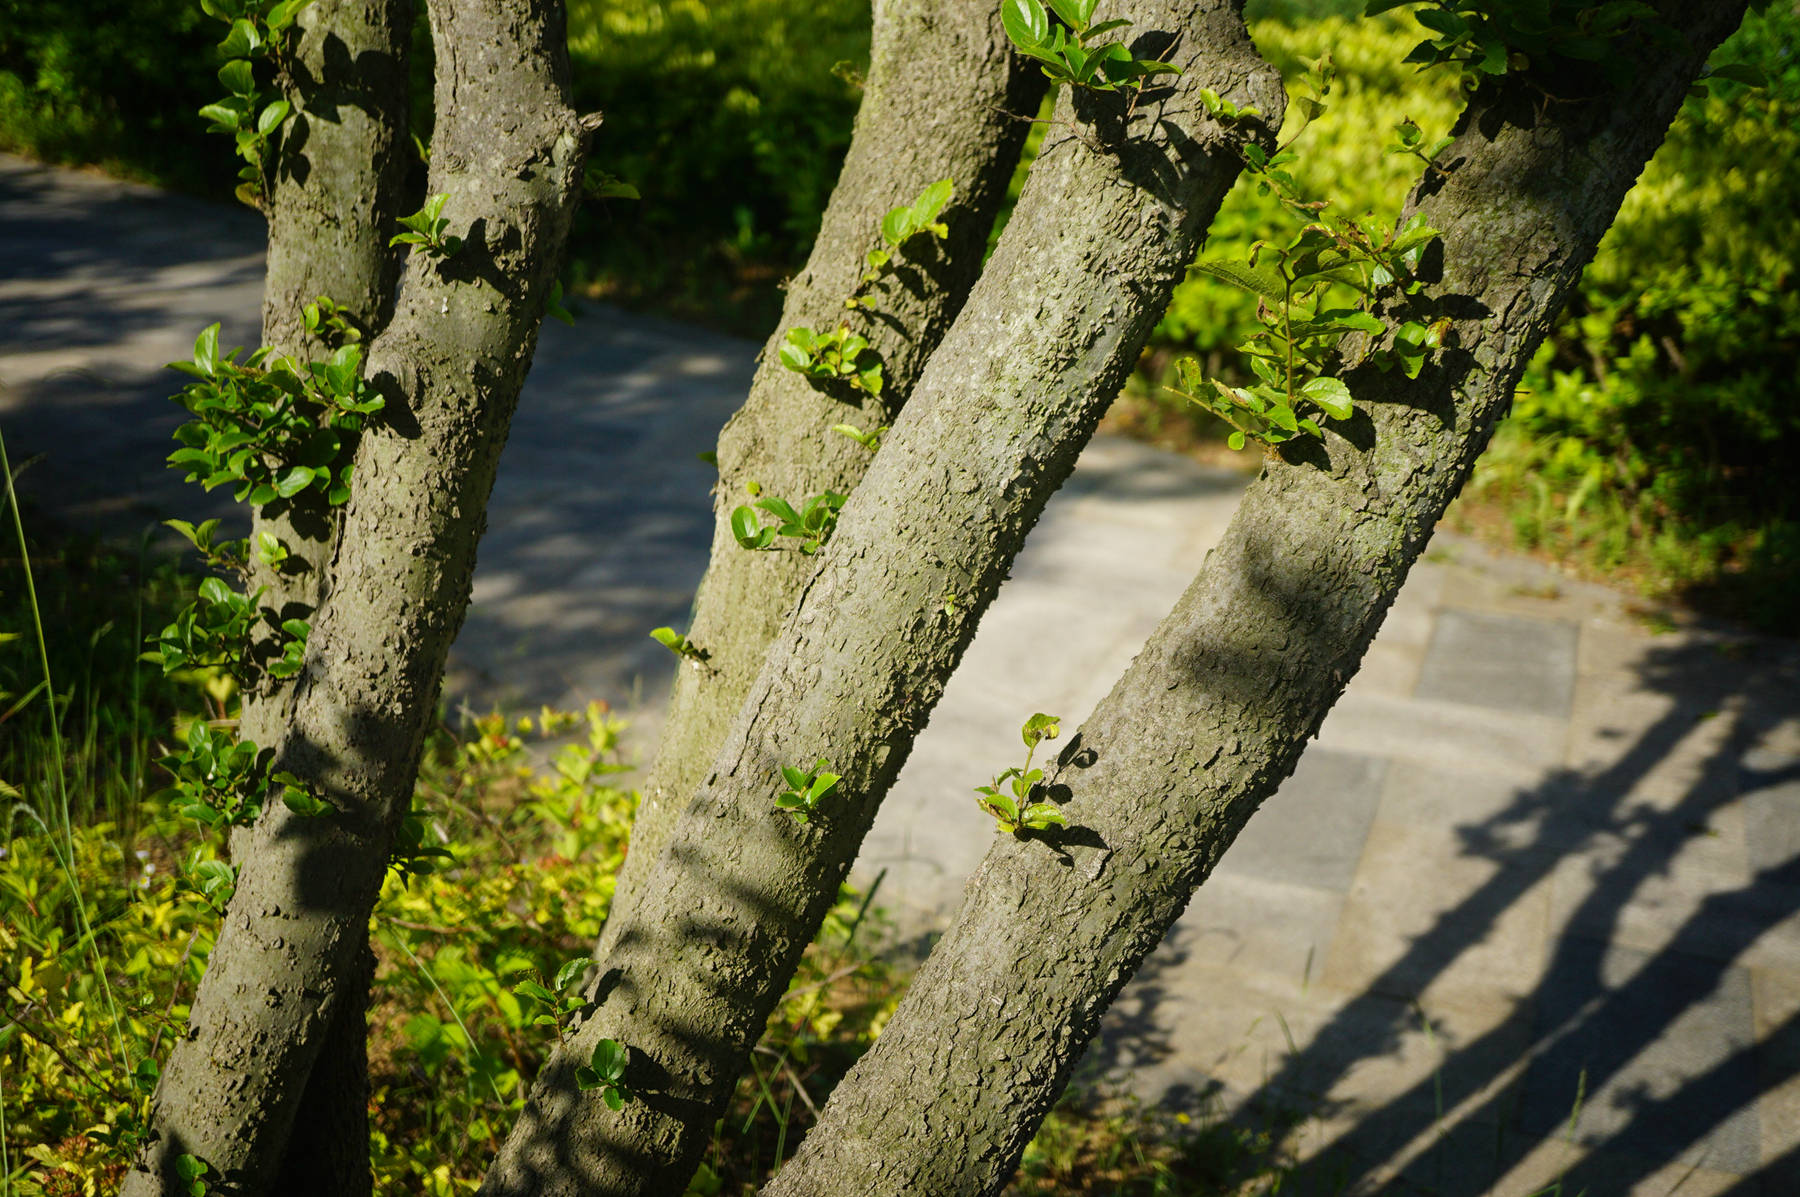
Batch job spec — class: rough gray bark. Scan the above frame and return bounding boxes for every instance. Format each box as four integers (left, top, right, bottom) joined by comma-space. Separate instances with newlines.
120, 0, 592, 1191
235, 0, 414, 759
481, 4, 1282, 1194
609, 0, 1045, 922
240, 6, 414, 1191
761, 7, 1749, 1194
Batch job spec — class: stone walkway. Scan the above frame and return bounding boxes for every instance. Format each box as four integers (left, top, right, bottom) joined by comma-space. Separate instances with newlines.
4, 153, 1798, 1194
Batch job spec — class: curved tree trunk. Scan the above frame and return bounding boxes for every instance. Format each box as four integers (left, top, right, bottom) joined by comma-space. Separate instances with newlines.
121, 0, 592, 1191
760, 7, 1748, 1194
606, 0, 1045, 930
242, 5, 414, 1192
480, 3, 1283, 1193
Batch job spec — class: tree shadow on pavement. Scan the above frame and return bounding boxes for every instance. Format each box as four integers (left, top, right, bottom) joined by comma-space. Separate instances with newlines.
1089, 631, 1800, 1194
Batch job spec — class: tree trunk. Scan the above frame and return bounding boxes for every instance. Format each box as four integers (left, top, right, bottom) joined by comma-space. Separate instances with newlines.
761, 8, 1748, 1194
244, 5, 414, 1191
121, 0, 591, 1191
481, 4, 1283, 1193
607, 0, 1045, 928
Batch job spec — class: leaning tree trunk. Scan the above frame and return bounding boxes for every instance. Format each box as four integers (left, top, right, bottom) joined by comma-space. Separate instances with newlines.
480, 3, 1283, 1193
239, 4, 414, 1191
121, 0, 593, 1192
607, 0, 1045, 927
760, 7, 1749, 1193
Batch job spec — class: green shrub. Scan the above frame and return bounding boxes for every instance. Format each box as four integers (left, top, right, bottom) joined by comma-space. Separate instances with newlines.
0, 0, 225, 191
1144, 3, 1800, 631
1461, 6, 1800, 628
561, 0, 870, 331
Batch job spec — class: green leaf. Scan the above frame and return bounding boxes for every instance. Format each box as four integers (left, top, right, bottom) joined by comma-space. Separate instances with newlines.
193, 324, 221, 376
175, 1156, 208, 1182
217, 19, 255, 58
1708, 62, 1768, 88
555, 958, 589, 992
1300, 376, 1354, 421
199, 577, 233, 606
1002, 0, 1049, 50
591, 1038, 628, 1080
217, 58, 256, 95
601, 1086, 625, 1110
778, 340, 813, 374
1189, 259, 1286, 303
908, 177, 954, 229
880, 206, 913, 247
275, 466, 316, 497
755, 496, 800, 525
1227, 429, 1247, 451
1388, 223, 1440, 256
1022, 802, 1068, 829
730, 506, 765, 550
282, 788, 333, 817
256, 99, 291, 137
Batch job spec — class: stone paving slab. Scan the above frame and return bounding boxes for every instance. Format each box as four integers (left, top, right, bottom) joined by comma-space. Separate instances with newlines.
7, 152, 1800, 1194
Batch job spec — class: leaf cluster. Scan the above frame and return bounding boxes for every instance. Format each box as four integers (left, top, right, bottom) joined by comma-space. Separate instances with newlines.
146, 575, 260, 679
775, 759, 842, 825
975, 713, 1068, 835
575, 1038, 635, 1110
780, 178, 954, 399
730, 489, 847, 555
1167, 124, 1444, 452
390, 192, 463, 258
1369, 0, 1666, 90
167, 322, 383, 509
300, 294, 363, 347
860, 177, 953, 292
778, 325, 884, 396
512, 956, 591, 1041
197, 0, 309, 204
155, 719, 320, 834
1001, 0, 1181, 93
389, 802, 456, 883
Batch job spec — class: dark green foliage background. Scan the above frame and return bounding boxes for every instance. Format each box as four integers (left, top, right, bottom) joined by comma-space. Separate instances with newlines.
1, 0, 1794, 625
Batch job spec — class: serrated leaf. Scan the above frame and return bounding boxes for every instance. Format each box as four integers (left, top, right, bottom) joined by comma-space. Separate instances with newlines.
555, 958, 589, 992
1189, 259, 1287, 303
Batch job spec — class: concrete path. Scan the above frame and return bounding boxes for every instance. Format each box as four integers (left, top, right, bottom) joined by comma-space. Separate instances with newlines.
4, 153, 1798, 1194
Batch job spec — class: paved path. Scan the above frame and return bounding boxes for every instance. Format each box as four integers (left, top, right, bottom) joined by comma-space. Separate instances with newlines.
5, 153, 1798, 1194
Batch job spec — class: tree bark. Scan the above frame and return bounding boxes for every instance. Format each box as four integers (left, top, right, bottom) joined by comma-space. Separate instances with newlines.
480, 4, 1283, 1193
244, 6, 414, 1191
121, 0, 591, 1191
761, 7, 1749, 1194
608, 0, 1045, 926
